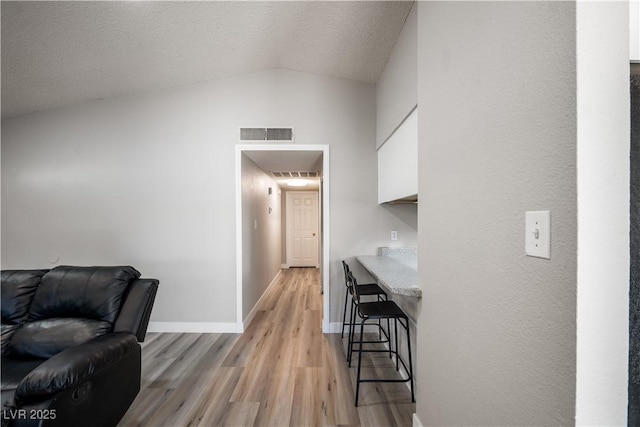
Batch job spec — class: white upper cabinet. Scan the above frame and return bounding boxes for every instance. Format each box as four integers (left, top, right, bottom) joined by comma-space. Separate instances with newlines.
378, 109, 418, 204
376, 3, 418, 203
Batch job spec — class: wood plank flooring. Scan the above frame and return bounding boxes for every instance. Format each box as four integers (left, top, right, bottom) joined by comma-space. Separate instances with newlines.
119, 268, 415, 427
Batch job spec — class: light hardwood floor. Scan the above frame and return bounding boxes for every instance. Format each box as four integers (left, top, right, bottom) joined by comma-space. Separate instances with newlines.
119, 268, 415, 427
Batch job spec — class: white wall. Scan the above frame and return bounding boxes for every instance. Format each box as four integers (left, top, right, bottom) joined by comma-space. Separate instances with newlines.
1, 68, 417, 329
575, 2, 630, 424
376, 2, 417, 148
632, 0, 639, 61
416, 2, 577, 425
241, 154, 281, 321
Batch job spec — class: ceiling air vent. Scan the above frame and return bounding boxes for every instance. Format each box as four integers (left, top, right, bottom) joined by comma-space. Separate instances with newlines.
239, 127, 294, 142
271, 171, 318, 178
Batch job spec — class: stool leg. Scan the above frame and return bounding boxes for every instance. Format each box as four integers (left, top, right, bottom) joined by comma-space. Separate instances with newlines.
395, 318, 399, 370
405, 317, 415, 403
377, 295, 383, 340
385, 294, 392, 359
388, 317, 392, 360
355, 318, 366, 407
341, 288, 349, 338
348, 299, 357, 366
347, 299, 354, 365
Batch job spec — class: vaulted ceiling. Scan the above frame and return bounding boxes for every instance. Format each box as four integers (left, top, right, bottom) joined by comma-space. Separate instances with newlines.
1, 1, 413, 118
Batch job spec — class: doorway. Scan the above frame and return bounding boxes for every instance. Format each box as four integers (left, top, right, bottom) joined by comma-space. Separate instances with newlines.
235, 144, 331, 333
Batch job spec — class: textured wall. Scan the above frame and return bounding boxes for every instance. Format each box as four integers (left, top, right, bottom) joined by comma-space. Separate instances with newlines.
1, 68, 417, 328
416, 2, 577, 425
629, 71, 640, 425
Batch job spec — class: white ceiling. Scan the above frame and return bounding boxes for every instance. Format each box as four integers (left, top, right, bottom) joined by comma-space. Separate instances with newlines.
243, 150, 323, 190
244, 150, 322, 174
1, 1, 413, 118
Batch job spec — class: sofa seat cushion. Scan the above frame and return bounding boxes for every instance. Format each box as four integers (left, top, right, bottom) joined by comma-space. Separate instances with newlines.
7, 318, 112, 359
29, 266, 140, 324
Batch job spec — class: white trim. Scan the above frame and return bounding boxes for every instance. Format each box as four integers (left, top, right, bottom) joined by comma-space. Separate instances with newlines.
236, 144, 331, 334
235, 145, 244, 330
243, 270, 282, 330
631, 0, 639, 61
148, 322, 242, 334
321, 146, 331, 333
412, 413, 424, 427
575, 3, 629, 424
328, 322, 343, 334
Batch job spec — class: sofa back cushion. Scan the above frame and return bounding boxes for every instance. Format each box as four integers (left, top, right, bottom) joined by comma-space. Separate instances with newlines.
28, 266, 140, 324
1, 270, 48, 325
7, 318, 112, 359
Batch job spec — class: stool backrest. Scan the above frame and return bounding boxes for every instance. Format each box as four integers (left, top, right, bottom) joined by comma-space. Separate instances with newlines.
347, 270, 361, 303
341, 260, 350, 289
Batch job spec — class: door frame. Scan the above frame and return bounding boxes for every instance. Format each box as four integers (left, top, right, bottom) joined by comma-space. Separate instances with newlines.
235, 144, 331, 333
285, 190, 320, 268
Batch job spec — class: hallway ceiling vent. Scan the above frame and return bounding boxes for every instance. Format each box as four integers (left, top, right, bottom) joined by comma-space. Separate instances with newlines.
239, 127, 294, 142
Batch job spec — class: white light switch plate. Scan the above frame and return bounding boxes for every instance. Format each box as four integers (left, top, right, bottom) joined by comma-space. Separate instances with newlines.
525, 211, 550, 259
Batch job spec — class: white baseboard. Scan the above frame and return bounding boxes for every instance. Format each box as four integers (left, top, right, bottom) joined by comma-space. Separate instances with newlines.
413, 413, 423, 427
147, 322, 242, 333
328, 322, 343, 333
243, 270, 282, 330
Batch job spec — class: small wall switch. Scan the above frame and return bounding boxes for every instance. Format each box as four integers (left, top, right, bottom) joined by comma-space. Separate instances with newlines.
525, 211, 550, 259
390, 230, 398, 241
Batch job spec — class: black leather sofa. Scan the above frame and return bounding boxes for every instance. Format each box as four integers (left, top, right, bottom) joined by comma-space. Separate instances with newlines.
1, 266, 158, 427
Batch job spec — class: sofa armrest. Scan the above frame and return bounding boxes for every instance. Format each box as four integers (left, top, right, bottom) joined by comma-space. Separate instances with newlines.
15, 332, 138, 404
114, 278, 159, 342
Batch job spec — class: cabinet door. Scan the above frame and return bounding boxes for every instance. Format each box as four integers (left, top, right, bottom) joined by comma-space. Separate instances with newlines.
378, 109, 418, 203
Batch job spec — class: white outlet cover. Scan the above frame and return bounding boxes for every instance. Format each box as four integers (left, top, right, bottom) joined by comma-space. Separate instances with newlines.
525, 211, 550, 259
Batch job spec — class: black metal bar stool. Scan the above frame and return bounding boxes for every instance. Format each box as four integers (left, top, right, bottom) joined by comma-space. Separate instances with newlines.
347, 271, 415, 407
341, 260, 387, 339
341, 261, 391, 364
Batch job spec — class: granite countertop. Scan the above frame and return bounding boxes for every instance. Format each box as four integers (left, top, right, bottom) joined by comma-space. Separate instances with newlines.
356, 255, 421, 298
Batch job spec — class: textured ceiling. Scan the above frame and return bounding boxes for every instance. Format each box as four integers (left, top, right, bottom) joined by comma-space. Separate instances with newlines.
1, 1, 413, 118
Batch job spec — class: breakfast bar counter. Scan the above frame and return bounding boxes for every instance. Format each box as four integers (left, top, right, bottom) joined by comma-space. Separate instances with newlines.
355, 247, 421, 325
356, 255, 421, 298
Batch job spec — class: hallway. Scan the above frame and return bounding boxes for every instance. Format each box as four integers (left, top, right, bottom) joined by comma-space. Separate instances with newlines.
119, 267, 415, 426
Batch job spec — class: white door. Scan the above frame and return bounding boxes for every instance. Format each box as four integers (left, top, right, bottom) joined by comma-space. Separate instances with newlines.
286, 191, 319, 267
